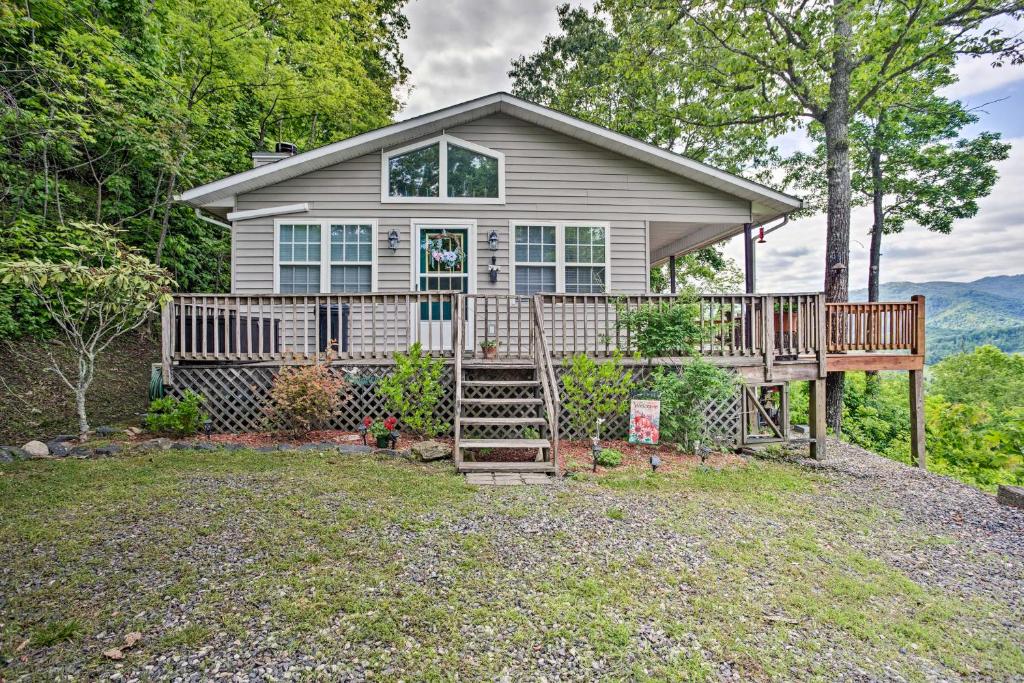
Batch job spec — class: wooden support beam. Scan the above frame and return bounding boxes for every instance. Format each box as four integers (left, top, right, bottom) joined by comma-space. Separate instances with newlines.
809, 378, 826, 459
826, 354, 925, 372
669, 254, 677, 294
910, 368, 925, 469
743, 222, 755, 293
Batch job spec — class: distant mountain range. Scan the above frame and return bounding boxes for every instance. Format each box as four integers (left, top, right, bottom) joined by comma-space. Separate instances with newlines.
850, 274, 1024, 364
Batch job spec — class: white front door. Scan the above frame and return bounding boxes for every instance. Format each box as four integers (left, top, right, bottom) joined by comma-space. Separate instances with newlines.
412, 221, 475, 351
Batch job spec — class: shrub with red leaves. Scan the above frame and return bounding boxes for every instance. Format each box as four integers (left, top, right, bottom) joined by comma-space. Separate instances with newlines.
264, 363, 348, 435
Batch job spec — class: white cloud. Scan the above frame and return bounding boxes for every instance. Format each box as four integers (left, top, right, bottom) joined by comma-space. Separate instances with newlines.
725, 137, 1024, 291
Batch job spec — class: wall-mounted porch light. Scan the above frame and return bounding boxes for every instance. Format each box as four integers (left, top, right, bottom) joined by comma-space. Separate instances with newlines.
388, 229, 400, 253
488, 230, 499, 251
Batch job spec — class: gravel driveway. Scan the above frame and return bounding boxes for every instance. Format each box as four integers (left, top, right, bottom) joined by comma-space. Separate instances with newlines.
1, 442, 1021, 681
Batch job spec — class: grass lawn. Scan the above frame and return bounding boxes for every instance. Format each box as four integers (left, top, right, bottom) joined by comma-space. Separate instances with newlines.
1, 449, 1021, 681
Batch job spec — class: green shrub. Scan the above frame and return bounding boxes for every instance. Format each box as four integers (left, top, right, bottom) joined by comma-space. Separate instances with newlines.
650, 359, 738, 450
617, 289, 705, 358
376, 342, 449, 437
264, 364, 348, 434
146, 390, 208, 436
562, 349, 635, 438
596, 448, 624, 467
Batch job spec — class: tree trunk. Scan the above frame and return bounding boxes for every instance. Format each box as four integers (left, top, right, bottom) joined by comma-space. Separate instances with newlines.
154, 170, 178, 266
823, 3, 854, 435
865, 141, 884, 397
75, 388, 89, 439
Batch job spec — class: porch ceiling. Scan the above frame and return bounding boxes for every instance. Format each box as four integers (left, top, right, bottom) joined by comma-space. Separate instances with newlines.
648, 220, 747, 266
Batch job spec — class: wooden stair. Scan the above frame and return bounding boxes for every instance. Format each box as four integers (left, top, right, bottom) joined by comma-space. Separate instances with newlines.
454, 366, 556, 475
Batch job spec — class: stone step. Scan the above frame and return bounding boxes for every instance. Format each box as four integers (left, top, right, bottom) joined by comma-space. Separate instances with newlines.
465, 472, 554, 486
458, 460, 556, 473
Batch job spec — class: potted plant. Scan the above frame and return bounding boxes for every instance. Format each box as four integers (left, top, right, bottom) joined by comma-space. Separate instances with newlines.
480, 339, 498, 359
368, 417, 399, 448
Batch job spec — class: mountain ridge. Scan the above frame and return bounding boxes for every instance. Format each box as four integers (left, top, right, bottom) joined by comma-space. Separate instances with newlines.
849, 274, 1024, 363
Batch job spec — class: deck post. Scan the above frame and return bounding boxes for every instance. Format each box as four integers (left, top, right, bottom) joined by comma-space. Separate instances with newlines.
809, 378, 826, 459
160, 298, 173, 385
669, 254, 677, 293
743, 222, 755, 293
909, 294, 926, 468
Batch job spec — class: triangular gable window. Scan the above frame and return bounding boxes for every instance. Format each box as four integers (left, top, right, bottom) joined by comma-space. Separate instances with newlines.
382, 134, 504, 204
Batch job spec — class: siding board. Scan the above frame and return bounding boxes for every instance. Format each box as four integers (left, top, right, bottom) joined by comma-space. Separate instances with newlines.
232, 113, 748, 296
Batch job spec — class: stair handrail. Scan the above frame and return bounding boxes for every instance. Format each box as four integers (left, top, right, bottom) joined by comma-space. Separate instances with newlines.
532, 295, 560, 473
453, 294, 464, 466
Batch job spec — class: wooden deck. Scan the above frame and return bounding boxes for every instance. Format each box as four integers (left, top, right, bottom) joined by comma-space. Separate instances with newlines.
158, 291, 927, 473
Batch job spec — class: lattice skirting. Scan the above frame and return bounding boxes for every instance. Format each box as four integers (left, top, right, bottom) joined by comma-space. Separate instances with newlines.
169, 362, 742, 445
168, 364, 455, 434
550, 366, 742, 445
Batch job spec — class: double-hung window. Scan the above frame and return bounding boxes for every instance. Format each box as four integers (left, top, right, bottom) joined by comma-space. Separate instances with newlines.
276, 219, 377, 293
278, 224, 322, 294
511, 222, 610, 294
564, 225, 608, 293
513, 224, 557, 295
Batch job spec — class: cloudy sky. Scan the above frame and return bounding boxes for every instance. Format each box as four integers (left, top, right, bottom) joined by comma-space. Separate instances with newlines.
399, 0, 1024, 291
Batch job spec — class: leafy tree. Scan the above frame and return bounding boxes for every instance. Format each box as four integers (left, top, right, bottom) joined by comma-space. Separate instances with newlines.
0, 0, 409, 326
0, 223, 172, 437
930, 345, 1024, 411
649, 247, 744, 294
581, 0, 1023, 430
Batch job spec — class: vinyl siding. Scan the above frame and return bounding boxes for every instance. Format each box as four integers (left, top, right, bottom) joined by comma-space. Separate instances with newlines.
232, 114, 750, 295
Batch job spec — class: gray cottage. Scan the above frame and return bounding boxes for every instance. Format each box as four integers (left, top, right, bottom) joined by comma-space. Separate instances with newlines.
170, 92, 926, 475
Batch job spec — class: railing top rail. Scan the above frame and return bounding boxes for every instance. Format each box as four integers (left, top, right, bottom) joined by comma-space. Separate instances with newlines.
537, 291, 825, 299
826, 300, 919, 307
170, 290, 463, 298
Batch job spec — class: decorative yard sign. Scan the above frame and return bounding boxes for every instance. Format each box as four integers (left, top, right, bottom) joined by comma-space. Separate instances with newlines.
629, 398, 661, 445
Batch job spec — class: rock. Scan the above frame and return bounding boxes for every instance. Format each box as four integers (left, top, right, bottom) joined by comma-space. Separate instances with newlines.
46, 441, 69, 457
374, 448, 412, 460
254, 446, 278, 453
137, 438, 173, 451
410, 440, 452, 462
93, 444, 122, 457
997, 485, 1024, 510
335, 444, 373, 455
0, 446, 28, 462
277, 444, 294, 451
95, 426, 118, 436
69, 446, 93, 458
125, 427, 143, 436
298, 443, 330, 452
51, 434, 76, 444
192, 442, 217, 451
171, 442, 196, 451
22, 440, 50, 458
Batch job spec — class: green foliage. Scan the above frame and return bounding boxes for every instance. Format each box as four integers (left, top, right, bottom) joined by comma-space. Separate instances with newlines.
792, 355, 1024, 491
651, 359, 738, 450
931, 345, 1024, 411
146, 390, 208, 436
376, 342, 449, 438
561, 350, 635, 438
617, 290, 705, 359
596, 448, 624, 468
0, 0, 409, 335
0, 222, 172, 435
649, 247, 744, 295
264, 363, 349, 435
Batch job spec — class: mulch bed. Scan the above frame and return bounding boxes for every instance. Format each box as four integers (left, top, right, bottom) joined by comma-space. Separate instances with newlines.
204, 429, 452, 452
559, 439, 742, 474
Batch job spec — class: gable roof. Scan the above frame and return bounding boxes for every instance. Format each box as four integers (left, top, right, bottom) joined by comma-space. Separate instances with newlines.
177, 92, 801, 222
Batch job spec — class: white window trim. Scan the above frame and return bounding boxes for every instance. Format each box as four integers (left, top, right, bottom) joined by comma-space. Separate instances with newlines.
509, 220, 612, 295
381, 134, 505, 204
273, 218, 378, 293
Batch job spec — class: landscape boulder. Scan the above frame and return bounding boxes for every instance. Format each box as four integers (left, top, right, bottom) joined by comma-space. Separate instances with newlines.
95, 426, 118, 437
137, 438, 173, 451
0, 446, 28, 463
93, 444, 122, 457
51, 434, 76, 444
997, 485, 1024, 510
46, 441, 70, 457
410, 440, 451, 462
22, 440, 50, 458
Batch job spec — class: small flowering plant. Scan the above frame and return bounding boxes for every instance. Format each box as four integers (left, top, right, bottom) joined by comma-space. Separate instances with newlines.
364, 416, 398, 439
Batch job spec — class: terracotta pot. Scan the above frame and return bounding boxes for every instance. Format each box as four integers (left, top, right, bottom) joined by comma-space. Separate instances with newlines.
482, 345, 498, 359
774, 311, 796, 334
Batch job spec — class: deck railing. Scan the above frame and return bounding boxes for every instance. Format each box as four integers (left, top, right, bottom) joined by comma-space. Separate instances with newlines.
162, 291, 923, 380
825, 296, 924, 354
161, 292, 460, 378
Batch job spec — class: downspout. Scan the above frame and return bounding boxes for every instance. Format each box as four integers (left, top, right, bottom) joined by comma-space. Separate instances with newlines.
746, 214, 791, 293
194, 207, 231, 229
